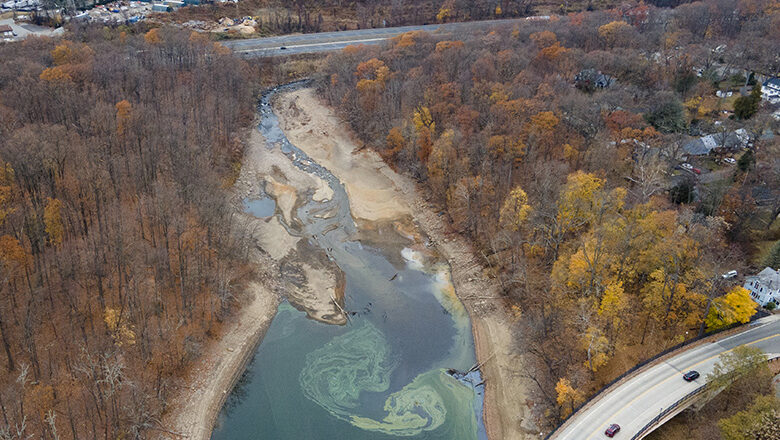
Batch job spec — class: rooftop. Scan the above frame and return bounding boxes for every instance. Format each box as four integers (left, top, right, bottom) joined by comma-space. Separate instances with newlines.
683, 128, 749, 156
750, 267, 780, 289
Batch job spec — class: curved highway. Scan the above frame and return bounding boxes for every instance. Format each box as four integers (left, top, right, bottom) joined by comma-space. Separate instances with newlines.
222, 17, 551, 56
551, 314, 780, 440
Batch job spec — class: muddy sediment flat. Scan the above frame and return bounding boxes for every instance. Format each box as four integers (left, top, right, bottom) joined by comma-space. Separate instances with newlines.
211, 84, 487, 440
167, 82, 526, 440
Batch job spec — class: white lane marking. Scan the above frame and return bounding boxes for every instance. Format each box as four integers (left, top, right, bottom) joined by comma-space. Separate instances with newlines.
717, 321, 770, 344
236, 37, 389, 53
555, 321, 780, 438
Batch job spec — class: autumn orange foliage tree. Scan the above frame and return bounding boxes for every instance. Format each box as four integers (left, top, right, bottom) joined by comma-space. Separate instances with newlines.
319, 0, 776, 423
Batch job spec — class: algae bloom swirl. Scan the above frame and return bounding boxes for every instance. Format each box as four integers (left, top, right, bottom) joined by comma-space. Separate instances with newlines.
299, 320, 454, 436
299, 320, 394, 412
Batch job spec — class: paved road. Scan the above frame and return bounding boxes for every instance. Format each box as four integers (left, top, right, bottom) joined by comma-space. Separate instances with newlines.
222, 17, 550, 56
551, 314, 780, 440
0, 18, 63, 41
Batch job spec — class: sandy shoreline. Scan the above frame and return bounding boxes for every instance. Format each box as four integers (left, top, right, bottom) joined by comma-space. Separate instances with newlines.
161, 278, 280, 440
276, 88, 533, 439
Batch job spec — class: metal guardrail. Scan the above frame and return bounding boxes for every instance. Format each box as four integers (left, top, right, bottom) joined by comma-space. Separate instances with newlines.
544, 310, 770, 439
629, 354, 780, 440
630, 385, 706, 439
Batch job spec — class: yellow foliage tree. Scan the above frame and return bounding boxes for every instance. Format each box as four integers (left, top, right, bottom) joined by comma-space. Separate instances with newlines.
43, 197, 64, 247
599, 281, 627, 318
583, 326, 610, 372
557, 171, 604, 228
642, 268, 705, 329
556, 377, 584, 417
684, 96, 703, 116
598, 21, 633, 47
436, 7, 451, 22
51, 42, 75, 66
530, 111, 559, 132
599, 281, 628, 341
564, 233, 617, 297
413, 105, 435, 133
706, 286, 758, 330
499, 186, 532, 231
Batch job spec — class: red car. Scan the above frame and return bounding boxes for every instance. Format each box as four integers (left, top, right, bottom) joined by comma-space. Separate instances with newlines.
605, 423, 621, 437
692, 168, 702, 174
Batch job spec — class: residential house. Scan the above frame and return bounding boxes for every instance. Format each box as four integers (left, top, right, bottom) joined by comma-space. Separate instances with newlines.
743, 267, 780, 307
683, 128, 749, 156
762, 78, 780, 104
0, 24, 14, 40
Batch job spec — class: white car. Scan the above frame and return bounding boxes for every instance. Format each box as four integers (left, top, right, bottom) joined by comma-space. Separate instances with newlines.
723, 158, 736, 164
722, 270, 737, 279
680, 163, 694, 170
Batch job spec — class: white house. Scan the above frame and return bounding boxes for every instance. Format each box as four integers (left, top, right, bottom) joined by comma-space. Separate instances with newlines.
743, 267, 780, 307
762, 78, 780, 104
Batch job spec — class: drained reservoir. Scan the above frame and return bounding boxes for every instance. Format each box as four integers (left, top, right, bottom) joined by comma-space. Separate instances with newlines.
212, 83, 487, 440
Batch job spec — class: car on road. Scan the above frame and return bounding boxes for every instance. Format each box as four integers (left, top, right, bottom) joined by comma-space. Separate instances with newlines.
605, 423, 621, 437
723, 157, 736, 164
692, 167, 702, 174
683, 370, 700, 381
280, 46, 287, 50
722, 270, 737, 279
680, 163, 693, 170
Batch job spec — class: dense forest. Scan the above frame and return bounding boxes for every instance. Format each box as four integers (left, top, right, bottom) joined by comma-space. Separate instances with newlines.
0, 28, 256, 438
318, 0, 780, 426
1, 0, 779, 438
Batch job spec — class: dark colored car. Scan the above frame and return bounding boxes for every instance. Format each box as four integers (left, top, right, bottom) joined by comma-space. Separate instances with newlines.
605, 423, 620, 437
683, 370, 700, 381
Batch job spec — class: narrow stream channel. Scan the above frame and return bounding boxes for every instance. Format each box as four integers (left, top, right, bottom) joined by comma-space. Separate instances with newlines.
212, 83, 487, 440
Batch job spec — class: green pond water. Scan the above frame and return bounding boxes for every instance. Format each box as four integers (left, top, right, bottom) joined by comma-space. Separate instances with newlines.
211, 83, 486, 440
